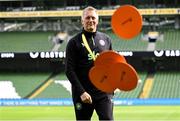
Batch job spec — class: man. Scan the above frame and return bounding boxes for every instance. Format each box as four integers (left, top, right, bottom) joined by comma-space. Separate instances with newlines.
65, 6, 114, 120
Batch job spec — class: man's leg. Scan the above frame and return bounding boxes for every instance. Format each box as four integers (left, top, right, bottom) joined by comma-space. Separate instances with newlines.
73, 100, 94, 120
95, 95, 114, 121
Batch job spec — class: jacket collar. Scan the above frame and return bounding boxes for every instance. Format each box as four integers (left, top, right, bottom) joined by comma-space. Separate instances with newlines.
82, 29, 96, 38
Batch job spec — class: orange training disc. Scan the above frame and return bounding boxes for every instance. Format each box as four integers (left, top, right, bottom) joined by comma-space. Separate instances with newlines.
89, 65, 117, 93
94, 51, 126, 67
89, 50, 138, 92
111, 5, 142, 40
110, 62, 138, 91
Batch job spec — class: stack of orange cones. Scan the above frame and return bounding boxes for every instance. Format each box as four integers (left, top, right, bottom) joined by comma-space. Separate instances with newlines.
89, 51, 139, 93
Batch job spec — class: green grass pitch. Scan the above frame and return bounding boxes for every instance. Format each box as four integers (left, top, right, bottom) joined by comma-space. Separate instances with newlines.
0, 106, 180, 121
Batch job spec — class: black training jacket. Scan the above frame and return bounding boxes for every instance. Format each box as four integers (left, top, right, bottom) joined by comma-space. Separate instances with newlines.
65, 29, 112, 98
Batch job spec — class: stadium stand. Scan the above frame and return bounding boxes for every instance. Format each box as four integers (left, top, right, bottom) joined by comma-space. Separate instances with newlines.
0, 72, 51, 98
0, 0, 179, 101
36, 80, 71, 98
114, 72, 147, 98
0, 32, 53, 52
1, 30, 180, 52
156, 30, 180, 50
149, 71, 180, 98
0, 72, 72, 99
0, 81, 21, 99
106, 31, 148, 51
34, 73, 72, 98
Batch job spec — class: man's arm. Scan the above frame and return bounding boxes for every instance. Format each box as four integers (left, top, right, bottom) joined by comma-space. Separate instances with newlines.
65, 39, 93, 104
106, 34, 113, 50
65, 39, 85, 97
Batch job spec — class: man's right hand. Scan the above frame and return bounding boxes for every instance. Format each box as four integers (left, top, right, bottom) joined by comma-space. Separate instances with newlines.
80, 92, 92, 104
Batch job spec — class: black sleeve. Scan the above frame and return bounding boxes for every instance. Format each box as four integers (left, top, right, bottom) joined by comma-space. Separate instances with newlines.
65, 39, 85, 96
106, 34, 112, 50
109, 37, 112, 50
